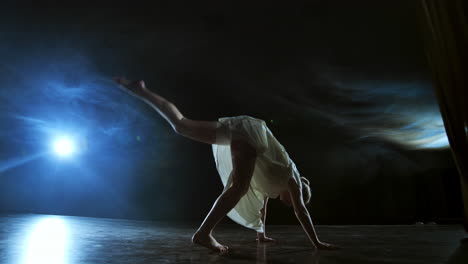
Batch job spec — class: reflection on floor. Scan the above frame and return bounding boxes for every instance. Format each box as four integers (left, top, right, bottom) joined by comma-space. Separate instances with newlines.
0, 214, 467, 264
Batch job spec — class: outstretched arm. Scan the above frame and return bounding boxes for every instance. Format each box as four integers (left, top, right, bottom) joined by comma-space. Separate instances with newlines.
256, 197, 276, 242
287, 178, 339, 250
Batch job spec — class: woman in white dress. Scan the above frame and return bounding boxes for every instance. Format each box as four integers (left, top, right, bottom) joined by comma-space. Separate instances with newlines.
114, 77, 339, 253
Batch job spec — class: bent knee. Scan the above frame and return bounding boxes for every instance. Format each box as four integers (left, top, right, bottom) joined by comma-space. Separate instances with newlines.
173, 118, 189, 135
173, 123, 185, 135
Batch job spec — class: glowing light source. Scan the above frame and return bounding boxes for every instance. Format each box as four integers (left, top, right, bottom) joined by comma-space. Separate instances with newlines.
52, 137, 75, 157
22, 217, 69, 264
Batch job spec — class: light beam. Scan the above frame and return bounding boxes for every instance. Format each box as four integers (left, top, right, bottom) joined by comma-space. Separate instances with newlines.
52, 137, 75, 157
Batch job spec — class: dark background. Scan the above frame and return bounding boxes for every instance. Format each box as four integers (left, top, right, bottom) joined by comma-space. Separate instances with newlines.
0, 1, 463, 225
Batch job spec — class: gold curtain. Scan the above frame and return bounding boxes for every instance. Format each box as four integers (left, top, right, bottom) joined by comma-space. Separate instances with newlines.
419, 0, 468, 231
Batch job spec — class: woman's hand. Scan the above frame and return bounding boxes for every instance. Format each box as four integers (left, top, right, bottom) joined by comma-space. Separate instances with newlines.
113, 77, 148, 98
256, 232, 276, 243
315, 241, 340, 250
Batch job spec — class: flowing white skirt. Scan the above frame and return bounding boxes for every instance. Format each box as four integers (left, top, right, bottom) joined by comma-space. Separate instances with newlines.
212, 115, 301, 232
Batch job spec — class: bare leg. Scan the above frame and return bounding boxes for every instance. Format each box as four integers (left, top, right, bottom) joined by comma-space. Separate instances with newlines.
192, 138, 257, 252
114, 77, 219, 144
114, 78, 257, 251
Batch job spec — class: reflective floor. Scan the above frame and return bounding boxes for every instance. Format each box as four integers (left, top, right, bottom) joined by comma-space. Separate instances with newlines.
0, 214, 467, 263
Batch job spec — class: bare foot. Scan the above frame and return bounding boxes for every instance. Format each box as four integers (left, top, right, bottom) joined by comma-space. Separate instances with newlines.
192, 231, 229, 253
256, 232, 276, 243
256, 236, 276, 243
316, 241, 340, 250
112, 77, 148, 97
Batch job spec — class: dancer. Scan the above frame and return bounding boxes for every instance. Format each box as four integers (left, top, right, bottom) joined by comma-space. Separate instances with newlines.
114, 77, 339, 253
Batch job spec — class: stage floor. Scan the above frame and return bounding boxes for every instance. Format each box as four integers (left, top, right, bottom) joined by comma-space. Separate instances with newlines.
0, 214, 467, 264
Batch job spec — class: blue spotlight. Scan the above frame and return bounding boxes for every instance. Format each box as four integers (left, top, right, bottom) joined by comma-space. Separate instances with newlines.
52, 137, 75, 157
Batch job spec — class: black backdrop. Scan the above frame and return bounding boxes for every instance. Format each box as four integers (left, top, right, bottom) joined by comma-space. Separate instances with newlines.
0, 0, 462, 225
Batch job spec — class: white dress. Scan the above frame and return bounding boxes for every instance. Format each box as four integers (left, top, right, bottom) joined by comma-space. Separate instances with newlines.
212, 115, 302, 232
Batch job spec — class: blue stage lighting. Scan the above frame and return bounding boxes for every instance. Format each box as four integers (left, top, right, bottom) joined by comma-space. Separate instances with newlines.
52, 137, 75, 157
